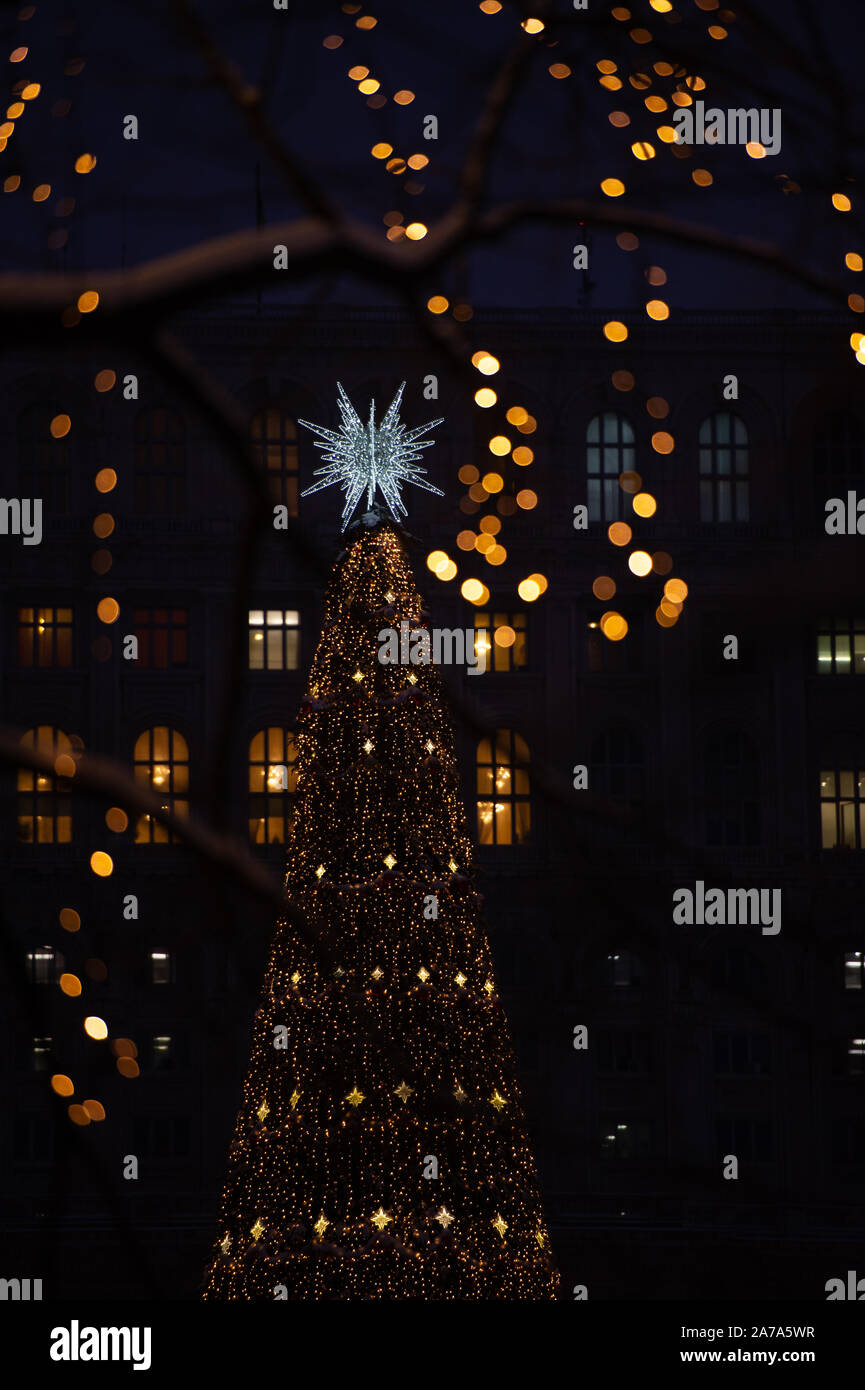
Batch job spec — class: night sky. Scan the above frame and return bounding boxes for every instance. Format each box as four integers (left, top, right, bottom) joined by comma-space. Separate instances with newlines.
2, 0, 864, 318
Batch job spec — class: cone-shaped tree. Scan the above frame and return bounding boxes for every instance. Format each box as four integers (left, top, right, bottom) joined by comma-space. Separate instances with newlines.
202, 515, 559, 1299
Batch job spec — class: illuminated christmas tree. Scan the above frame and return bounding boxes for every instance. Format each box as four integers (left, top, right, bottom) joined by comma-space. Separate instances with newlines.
202, 388, 558, 1300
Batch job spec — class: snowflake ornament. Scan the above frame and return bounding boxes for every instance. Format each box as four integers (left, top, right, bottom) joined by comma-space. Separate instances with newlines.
298, 382, 444, 530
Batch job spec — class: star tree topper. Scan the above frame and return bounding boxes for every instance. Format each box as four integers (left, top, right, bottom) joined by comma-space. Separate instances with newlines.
298, 382, 444, 530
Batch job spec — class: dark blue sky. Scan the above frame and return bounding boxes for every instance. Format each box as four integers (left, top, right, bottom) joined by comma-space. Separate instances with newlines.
2, 0, 864, 314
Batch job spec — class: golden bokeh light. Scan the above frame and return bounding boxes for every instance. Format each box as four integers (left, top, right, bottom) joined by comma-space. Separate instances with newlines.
95, 468, 117, 493
517, 578, 540, 602
96, 597, 119, 624
592, 576, 616, 600
632, 491, 657, 517
608, 521, 632, 546
488, 435, 510, 456
506, 406, 528, 426
59, 973, 82, 997
93, 513, 115, 538
74, 153, 97, 173
646, 299, 669, 320
600, 611, 628, 641
94, 369, 116, 392
83, 1099, 106, 1121
651, 431, 675, 453
832, 193, 852, 212
845, 253, 863, 272
631, 141, 655, 160
105, 806, 128, 832
404, 222, 427, 239
50, 413, 71, 438
664, 577, 689, 603
512, 446, 533, 466
628, 550, 653, 577
474, 387, 496, 407
481, 472, 504, 493
426, 550, 449, 574
59, 907, 81, 933
51, 1074, 74, 1097
90, 851, 113, 877
84, 1016, 108, 1041
457, 530, 476, 551
461, 578, 489, 604
77, 290, 99, 313
458, 464, 479, 484
516, 489, 537, 509
603, 320, 628, 343
601, 177, 626, 197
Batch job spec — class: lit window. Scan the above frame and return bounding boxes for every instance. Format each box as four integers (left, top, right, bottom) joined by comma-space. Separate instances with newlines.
600, 1119, 652, 1159
847, 1037, 865, 1077
133, 728, 189, 843
586, 412, 634, 522
473, 612, 527, 672
816, 617, 865, 676
476, 730, 530, 845
25, 948, 62, 985
30, 1036, 54, 1071
134, 407, 186, 514
149, 951, 173, 985
251, 409, 299, 513
820, 769, 865, 850
151, 1035, 174, 1068
845, 950, 864, 990
131, 608, 188, 668
248, 610, 300, 670
698, 412, 749, 522
17, 607, 73, 667
17, 726, 75, 843
249, 728, 298, 844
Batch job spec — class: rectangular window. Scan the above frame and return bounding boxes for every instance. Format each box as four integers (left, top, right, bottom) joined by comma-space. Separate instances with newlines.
473, 612, 528, 672
820, 769, 865, 849
597, 1031, 651, 1073
847, 1037, 865, 1076
17, 606, 73, 667
716, 1115, 773, 1162
149, 951, 173, 985
713, 1031, 770, 1076
248, 609, 300, 670
845, 951, 864, 990
817, 617, 865, 675
132, 608, 189, 668
600, 1119, 652, 1159
26, 948, 61, 984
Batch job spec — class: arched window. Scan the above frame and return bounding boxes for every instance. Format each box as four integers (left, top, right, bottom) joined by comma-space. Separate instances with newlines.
698, 412, 749, 522
586, 412, 634, 522
134, 408, 186, 514
249, 728, 298, 844
704, 726, 760, 847
476, 729, 530, 845
17, 404, 69, 512
592, 728, 646, 813
251, 408, 299, 513
813, 410, 864, 490
133, 727, 189, 843
17, 726, 75, 843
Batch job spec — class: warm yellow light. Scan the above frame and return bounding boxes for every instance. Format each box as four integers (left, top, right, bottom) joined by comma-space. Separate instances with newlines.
482, 471, 504, 493
457, 529, 476, 550
657, 125, 678, 143
427, 550, 449, 574
664, 577, 689, 602
74, 153, 97, 173
516, 489, 537, 510
32, 183, 51, 201
51, 1074, 74, 1097
549, 63, 571, 79
348, 65, 369, 80
461, 578, 488, 604
488, 435, 510, 456
522, 16, 544, 32
505, 406, 527, 426
77, 290, 99, 314
631, 141, 655, 160
656, 605, 678, 627
628, 550, 653, 577
475, 387, 497, 407
479, 0, 502, 11
646, 299, 669, 320
427, 295, 449, 314
9, 47, 27, 61
603, 320, 628, 342
358, 78, 380, 94
651, 431, 675, 453
517, 578, 540, 602
7, 102, 24, 118
832, 192, 852, 212
486, 544, 507, 565
21, 82, 40, 99
474, 352, 500, 375
692, 168, 713, 186
59, 973, 82, 997
437, 559, 458, 582
600, 611, 628, 641
3, 174, 20, 192
393, 90, 415, 104
608, 522, 632, 546
371, 142, 393, 159
90, 851, 113, 877
601, 177, 625, 197
632, 492, 657, 517
846, 253, 863, 272
96, 597, 119, 624
512, 446, 533, 466
405, 222, 427, 240
592, 576, 616, 600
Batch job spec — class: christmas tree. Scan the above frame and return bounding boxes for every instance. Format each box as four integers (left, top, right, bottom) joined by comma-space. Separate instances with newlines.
202, 388, 558, 1300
